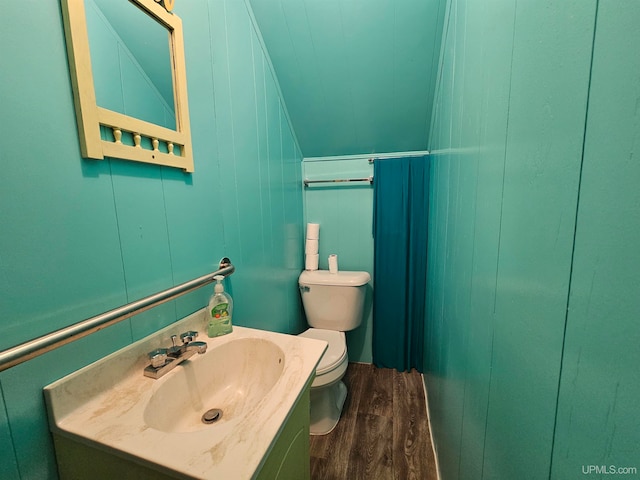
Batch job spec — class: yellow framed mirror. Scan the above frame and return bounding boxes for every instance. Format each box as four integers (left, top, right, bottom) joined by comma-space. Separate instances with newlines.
61, 0, 194, 172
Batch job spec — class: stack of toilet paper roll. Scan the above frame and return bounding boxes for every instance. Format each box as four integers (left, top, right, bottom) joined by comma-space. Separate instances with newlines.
304, 223, 339, 273
305, 223, 320, 270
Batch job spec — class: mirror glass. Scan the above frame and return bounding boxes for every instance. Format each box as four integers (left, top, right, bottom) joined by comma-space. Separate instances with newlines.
85, 0, 176, 130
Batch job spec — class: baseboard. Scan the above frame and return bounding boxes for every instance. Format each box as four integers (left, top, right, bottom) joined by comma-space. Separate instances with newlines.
421, 373, 442, 480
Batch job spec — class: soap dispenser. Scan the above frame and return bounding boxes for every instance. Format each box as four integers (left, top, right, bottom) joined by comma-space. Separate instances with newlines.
207, 275, 233, 338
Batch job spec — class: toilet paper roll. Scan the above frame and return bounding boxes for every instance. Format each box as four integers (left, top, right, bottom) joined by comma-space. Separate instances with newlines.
305, 238, 319, 254
328, 254, 338, 274
305, 254, 319, 271
306, 223, 320, 240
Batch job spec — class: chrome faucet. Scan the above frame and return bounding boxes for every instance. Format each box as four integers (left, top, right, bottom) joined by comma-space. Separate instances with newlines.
143, 331, 207, 379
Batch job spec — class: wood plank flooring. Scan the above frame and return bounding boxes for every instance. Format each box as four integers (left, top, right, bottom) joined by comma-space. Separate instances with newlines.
309, 363, 438, 480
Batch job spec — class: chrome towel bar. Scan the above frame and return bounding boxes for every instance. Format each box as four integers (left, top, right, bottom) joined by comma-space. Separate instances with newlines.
303, 176, 373, 187
0, 258, 235, 372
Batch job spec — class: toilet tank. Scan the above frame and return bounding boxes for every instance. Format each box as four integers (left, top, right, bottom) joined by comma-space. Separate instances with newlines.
299, 270, 371, 331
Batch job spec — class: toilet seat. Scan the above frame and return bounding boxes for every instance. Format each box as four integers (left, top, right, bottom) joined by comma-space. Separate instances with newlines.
299, 328, 347, 375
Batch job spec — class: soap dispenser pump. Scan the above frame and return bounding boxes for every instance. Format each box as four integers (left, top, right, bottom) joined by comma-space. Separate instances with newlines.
207, 275, 233, 338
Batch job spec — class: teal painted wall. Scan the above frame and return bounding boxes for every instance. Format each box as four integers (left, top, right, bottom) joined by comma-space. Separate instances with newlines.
302, 156, 375, 362
0, 0, 303, 478
551, 2, 640, 477
426, 0, 639, 479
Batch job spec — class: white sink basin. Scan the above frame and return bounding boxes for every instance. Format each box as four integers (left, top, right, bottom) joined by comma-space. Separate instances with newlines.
44, 310, 327, 479
144, 337, 285, 434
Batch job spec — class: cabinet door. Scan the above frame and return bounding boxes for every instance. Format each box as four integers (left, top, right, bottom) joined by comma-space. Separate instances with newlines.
256, 385, 310, 480
275, 428, 310, 480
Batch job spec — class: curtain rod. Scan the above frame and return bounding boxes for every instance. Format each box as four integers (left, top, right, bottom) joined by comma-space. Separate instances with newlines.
0, 258, 235, 372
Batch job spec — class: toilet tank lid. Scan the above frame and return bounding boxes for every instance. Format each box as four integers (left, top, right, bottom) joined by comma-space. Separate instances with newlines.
299, 270, 371, 286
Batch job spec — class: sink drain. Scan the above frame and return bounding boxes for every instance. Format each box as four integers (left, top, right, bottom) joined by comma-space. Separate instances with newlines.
201, 408, 223, 424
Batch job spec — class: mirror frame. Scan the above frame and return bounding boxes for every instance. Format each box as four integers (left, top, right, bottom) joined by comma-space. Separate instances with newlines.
61, 0, 194, 172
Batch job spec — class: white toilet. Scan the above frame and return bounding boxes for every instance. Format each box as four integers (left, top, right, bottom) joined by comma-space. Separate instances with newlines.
298, 270, 371, 435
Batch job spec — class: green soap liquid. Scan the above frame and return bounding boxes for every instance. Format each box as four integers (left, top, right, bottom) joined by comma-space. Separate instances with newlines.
208, 317, 232, 337
207, 302, 232, 337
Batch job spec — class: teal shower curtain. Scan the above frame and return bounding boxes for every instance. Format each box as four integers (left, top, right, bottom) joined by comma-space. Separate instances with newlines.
372, 155, 430, 372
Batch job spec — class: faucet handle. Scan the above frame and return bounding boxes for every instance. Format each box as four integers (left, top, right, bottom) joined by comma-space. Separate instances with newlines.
167, 335, 183, 357
180, 331, 198, 344
148, 348, 168, 368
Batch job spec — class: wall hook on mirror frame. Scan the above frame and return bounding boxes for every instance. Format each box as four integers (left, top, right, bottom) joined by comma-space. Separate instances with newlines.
155, 0, 175, 12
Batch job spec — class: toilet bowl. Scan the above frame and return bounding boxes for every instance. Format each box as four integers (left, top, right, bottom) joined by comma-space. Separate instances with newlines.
298, 270, 370, 435
299, 328, 349, 434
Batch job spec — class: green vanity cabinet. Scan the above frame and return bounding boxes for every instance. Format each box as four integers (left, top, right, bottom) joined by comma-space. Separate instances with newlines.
52, 380, 312, 479
52, 435, 178, 480
256, 381, 311, 480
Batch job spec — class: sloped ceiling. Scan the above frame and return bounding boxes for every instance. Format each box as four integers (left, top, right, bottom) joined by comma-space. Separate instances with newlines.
248, 0, 447, 158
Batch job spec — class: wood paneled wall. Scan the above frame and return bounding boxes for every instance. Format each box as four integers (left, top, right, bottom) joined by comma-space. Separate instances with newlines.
0, 1, 303, 478
426, 0, 640, 479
